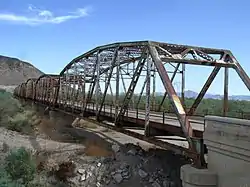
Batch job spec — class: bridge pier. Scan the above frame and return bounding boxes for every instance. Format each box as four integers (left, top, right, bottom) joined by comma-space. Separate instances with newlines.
30, 101, 39, 111
181, 116, 250, 187
43, 106, 57, 121
48, 110, 57, 121
44, 106, 50, 115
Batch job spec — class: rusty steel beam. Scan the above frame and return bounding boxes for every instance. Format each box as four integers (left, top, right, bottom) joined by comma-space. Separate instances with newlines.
181, 64, 186, 107
136, 76, 147, 109
152, 63, 156, 110
115, 51, 120, 123
187, 67, 221, 116
97, 48, 119, 118
115, 47, 147, 126
145, 56, 152, 136
160, 58, 235, 68
95, 52, 101, 116
234, 62, 250, 91
158, 63, 180, 111
132, 61, 136, 109
82, 52, 100, 115
136, 60, 154, 109
148, 45, 195, 149
223, 67, 229, 116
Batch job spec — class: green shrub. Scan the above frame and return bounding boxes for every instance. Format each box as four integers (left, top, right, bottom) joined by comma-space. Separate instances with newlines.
0, 91, 37, 134
0, 91, 23, 118
4, 147, 36, 185
7, 113, 33, 133
0, 167, 22, 187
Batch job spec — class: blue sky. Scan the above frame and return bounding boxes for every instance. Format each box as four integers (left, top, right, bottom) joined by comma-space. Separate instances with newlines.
0, 0, 249, 95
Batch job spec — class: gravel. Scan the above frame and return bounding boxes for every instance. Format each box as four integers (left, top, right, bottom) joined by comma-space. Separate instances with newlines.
0, 114, 190, 187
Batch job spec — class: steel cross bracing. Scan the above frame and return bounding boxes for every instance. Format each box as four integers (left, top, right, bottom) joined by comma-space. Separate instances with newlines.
14, 40, 250, 168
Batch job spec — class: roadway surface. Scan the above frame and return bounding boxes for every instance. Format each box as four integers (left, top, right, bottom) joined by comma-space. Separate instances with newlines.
42, 99, 205, 131
50, 99, 205, 149
75, 102, 204, 130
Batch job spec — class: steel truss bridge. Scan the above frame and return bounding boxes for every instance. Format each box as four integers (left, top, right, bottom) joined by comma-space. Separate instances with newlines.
13, 41, 250, 168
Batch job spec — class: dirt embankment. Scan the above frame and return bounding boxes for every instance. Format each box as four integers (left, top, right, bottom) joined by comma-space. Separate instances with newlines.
0, 105, 189, 187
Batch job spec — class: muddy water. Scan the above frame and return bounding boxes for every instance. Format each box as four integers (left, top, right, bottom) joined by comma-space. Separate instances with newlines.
24, 102, 114, 157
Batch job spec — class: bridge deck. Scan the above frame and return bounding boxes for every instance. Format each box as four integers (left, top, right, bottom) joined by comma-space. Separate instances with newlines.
56, 100, 205, 130
44, 99, 204, 150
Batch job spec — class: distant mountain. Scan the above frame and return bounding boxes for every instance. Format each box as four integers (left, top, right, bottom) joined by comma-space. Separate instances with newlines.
181, 90, 250, 101
0, 55, 43, 86
229, 95, 250, 101
0, 55, 44, 92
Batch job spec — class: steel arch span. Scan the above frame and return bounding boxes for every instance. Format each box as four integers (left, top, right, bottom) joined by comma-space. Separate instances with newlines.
14, 40, 250, 168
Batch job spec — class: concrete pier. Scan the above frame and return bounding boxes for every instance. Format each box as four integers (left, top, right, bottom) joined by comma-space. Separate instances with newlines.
181, 116, 250, 187
180, 164, 217, 187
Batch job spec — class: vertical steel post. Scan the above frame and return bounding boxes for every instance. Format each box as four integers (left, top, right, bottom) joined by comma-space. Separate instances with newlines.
72, 65, 77, 111
82, 55, 99, 114
53, 77, 60, 108
152, 63, 156, 111
65, 70, 69, 106
132, 61, 135, 109
145, 56, 151, 137
115, 48, 147, 124
95, 52, 100, 117
81, 63, 86, 115
77, 77, 81, 107
97, 48, 118, 118
181, 64, 186, 109
115, 51, 120, 124
163, 111, 165, 124
136, 107, 139, 119
223, 67, 229, 116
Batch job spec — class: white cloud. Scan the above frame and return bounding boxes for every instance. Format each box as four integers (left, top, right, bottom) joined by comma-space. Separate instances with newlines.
0, 5, 90, 25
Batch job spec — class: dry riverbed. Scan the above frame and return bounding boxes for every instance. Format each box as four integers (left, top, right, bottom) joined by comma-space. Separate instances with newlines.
0, 110, 189, 187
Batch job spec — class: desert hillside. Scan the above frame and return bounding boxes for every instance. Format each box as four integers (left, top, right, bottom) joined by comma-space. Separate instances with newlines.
0, 55, 43, 86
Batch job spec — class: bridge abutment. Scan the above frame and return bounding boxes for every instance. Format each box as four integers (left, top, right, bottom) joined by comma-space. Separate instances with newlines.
181, 116, 250, 187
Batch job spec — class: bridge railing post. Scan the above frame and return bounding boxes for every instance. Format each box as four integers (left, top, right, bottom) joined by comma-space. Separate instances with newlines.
104, 103, 106, 115
110, 104, 112, 117
163, 111, 165, 124
136, 107, 139, 119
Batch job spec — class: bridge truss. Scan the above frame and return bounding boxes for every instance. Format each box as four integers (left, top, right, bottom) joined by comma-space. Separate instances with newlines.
14, 41, 250, 168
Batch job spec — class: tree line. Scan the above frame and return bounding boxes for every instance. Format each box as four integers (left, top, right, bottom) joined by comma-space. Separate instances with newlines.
98, 93, 250, 119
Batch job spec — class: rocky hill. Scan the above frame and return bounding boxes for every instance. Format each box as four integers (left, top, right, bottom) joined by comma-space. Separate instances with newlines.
0, 55, 43, 91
